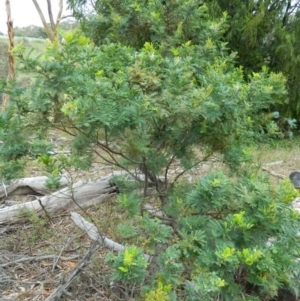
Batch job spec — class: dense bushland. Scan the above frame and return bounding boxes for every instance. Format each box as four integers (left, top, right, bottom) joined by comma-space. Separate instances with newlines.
1, 1, 300, 300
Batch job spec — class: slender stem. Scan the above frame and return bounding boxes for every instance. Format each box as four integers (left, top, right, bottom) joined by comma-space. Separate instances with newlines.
142, 157, 148, 197
164, 154, 176, 188
172, 151, 215, 184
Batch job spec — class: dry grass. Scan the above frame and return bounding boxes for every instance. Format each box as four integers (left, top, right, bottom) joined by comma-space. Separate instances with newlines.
254, 137, 300, 178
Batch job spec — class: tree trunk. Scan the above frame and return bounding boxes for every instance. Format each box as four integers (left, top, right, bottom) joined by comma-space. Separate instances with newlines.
2, 0, 16, 111
32, 0, 63, 43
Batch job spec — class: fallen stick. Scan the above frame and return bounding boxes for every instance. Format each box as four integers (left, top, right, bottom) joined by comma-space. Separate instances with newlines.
70, 211, 150, 260
70, 211, 126, 252
45, 240, 101, 301
0, 254, 81, 268
0, 179, 117, 224
262, 161, 284, 167
262, 167, 285, 179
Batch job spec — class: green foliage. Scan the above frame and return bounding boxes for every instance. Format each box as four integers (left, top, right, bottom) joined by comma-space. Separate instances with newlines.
117, 222, 139, 239
139, 214, 173, 253
0, 107, 29, 181
178, 173, 300, 300
117, 193, 143, 217
38, 154, 62, 190
2, 10, 287, 188
156, 245, 183, 285
1, 1, 299, 300
144, 281, 172, 301
205, 0, 300, 122
17, 208, 50, 243
30, 139, 53, 157
185, 272, 227, 301
68, 0, 300, 123
105, 246, 148, 283
107, 173, 300, 300
68, 0, 225, 48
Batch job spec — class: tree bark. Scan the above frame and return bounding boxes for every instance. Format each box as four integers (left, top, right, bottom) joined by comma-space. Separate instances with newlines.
32, 0, 63, 43
2, 0, 16, 111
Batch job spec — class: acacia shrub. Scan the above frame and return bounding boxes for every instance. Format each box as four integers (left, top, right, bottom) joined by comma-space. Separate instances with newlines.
0, 2, 298, 300
106, 173, 300, 300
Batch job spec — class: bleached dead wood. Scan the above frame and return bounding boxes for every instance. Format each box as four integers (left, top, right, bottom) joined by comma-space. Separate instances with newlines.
70, 211, 126, 252
292, 198, 300, 214
262, 160, 284, 167
262, 167, 285, 179
70, 211, 150, 260
0, 175, 70, 199
47, 210, 150, 301
0, 179, 117, 224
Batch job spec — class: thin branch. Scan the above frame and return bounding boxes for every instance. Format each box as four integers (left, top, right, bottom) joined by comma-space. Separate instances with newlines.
52, 235, 74, 272
172, 152, 214, 184
32, 0, 55, 42
93, 149, 144, 184
45, 240, 101, 301
0, 254, 81, 268
282, 0, 292, 26
55, 0, 64, 28
47, 0, 55, 30
93, 149, 119, 166
60, 14, 74, 21
164, 154, 176, 188
96, 140, 142, 165
104, 125, 108, 146
142, 157, 148, 197
37, 197, 52, 222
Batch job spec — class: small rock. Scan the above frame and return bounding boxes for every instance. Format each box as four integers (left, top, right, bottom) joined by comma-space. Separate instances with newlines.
289, 171, 300, 188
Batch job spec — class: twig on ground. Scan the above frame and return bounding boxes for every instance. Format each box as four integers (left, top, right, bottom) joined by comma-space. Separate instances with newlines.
262, 160, 284, 166
52, 235, 74, 272
45, 240, 101, 301
0, 254, 81, 268
262, 167, 286, 179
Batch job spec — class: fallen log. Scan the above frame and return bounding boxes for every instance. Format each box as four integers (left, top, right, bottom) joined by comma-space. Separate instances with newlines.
0, 175, 70, 200
0, 179, 118, 224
